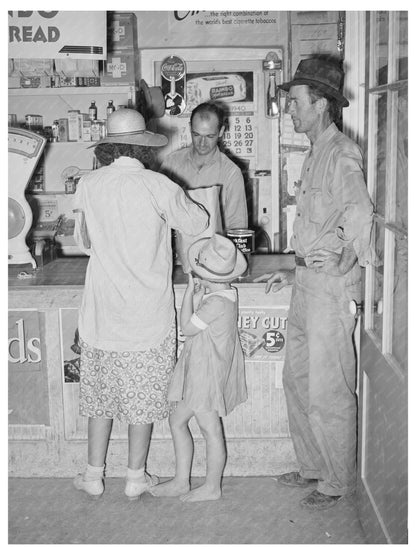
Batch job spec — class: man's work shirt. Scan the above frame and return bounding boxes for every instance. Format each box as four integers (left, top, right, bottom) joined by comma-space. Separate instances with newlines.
160, 146, 248, 231
291, 123, 375, 266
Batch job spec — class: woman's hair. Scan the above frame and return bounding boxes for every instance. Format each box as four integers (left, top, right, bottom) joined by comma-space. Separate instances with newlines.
94, 143, 155, 168
307, 85, 341, 126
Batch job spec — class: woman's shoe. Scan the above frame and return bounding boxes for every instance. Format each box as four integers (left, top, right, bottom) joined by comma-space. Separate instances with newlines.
73, 473, 104, 499
125, 472, 160, 500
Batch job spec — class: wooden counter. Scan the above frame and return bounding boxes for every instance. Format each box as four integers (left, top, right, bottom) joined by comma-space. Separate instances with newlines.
8, 254, 296, 478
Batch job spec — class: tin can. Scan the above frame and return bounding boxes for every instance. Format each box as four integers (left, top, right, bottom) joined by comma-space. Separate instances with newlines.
226, 229, 255, 254
226, 229, 255, 278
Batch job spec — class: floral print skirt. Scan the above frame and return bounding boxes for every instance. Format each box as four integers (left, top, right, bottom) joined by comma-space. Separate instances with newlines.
79, 325, 176, 425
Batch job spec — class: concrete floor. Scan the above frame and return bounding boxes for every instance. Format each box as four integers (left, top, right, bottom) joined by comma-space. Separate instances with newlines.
8, 476, 367, 544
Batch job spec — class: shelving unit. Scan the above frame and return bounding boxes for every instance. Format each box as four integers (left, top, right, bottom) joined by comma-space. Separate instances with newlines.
9, 86, 136, 97
9, 85, 137, 130
8, 83, 138, 256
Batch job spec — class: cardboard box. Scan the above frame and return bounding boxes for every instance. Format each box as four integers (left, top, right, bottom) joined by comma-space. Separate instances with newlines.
107, 12, 137, 50
100, 50, 137, 85
82, 121, 92, 142
58, 119, 69, 142
68, 111, 82, 142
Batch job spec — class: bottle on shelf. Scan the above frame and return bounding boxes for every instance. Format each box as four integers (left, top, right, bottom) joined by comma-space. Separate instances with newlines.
266, 72, 279, 118
106, 100, 115, 116
51, 120, 60, 142
88, 100, 97, 121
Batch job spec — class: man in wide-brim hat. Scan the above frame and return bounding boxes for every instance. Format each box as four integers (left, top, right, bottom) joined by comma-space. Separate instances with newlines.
256, 56, 377, 510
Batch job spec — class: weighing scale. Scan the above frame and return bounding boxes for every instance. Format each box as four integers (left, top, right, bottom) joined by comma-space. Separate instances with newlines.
8, 128, 47, 268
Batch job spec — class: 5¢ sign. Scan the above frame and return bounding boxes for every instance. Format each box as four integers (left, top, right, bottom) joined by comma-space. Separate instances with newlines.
262, 329, 285, 353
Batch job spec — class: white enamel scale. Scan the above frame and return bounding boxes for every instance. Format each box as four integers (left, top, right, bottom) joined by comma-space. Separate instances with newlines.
8, 128, 47, 268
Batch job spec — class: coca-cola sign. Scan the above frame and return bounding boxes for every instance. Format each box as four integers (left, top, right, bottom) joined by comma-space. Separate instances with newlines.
161, 55, 186, 81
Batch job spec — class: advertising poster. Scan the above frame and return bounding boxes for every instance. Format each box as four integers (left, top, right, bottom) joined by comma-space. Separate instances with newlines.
59, 308, 81, 383
8, 11, 107, 59
169, 11, 279, 34
8, 309, 50, 425
238, 307, 288, 361
58, 306, 288, 380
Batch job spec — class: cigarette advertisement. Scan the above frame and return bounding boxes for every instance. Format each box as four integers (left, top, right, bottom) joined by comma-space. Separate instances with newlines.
238, 307, 288, 361
169, 11, 279, 34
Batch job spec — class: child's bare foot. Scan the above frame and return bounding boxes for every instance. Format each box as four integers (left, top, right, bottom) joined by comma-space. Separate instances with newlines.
180, 484, 221, 502
149, 478, 190, 497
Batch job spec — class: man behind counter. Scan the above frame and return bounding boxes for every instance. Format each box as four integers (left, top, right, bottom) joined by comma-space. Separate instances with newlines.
159, 102, 248, 232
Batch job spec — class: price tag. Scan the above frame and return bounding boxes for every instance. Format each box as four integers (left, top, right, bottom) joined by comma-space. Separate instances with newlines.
38, 199, 59, 222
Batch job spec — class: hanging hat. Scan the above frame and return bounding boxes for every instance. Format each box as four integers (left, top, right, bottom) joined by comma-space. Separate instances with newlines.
89, 109, 168, 148
278, 57, 349, 108
139, 79, 165, 118
188, 233, 247, 282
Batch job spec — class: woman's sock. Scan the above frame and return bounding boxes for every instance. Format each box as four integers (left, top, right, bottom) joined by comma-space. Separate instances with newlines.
84, 463, 104, 481
126, 466, 145, 482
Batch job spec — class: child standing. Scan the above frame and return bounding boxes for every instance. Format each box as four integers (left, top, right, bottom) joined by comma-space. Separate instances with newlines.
151, 234, 247, 502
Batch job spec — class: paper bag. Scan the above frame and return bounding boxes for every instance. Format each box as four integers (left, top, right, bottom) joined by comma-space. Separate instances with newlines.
73, 208, 91, 252
176, 185, 223, 273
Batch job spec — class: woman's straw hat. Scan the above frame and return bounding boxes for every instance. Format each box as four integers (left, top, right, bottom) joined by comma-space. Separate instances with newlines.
188, 233, 247, 282
89, 108, 168, 148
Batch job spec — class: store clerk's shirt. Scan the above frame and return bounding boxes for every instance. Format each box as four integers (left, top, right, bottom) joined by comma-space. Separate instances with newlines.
160, 146, 248, 232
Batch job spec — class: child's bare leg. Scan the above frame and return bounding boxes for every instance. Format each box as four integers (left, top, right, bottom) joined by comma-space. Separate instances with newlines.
180, 410, 225, 502
150, 402, 194, 497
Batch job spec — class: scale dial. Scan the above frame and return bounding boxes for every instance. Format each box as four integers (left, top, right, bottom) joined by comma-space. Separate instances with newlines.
8, 128, 45, 158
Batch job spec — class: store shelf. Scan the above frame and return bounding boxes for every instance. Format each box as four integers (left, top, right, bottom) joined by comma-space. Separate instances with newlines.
9, 86, 136, 97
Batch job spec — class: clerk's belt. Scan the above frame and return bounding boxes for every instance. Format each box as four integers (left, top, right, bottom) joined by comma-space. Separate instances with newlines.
295, 256, 307, 267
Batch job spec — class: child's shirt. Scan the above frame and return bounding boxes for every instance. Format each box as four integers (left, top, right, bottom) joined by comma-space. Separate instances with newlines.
168, 288, 247, 416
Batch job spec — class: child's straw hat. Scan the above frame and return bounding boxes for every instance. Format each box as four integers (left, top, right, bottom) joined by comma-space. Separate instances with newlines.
188, 233, 247, 282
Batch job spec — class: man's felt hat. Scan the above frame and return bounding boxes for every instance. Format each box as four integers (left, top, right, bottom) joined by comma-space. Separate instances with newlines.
279, 57, 349, 108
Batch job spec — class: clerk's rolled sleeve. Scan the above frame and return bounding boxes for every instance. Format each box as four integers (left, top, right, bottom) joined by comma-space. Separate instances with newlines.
222, 167, 248, 230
